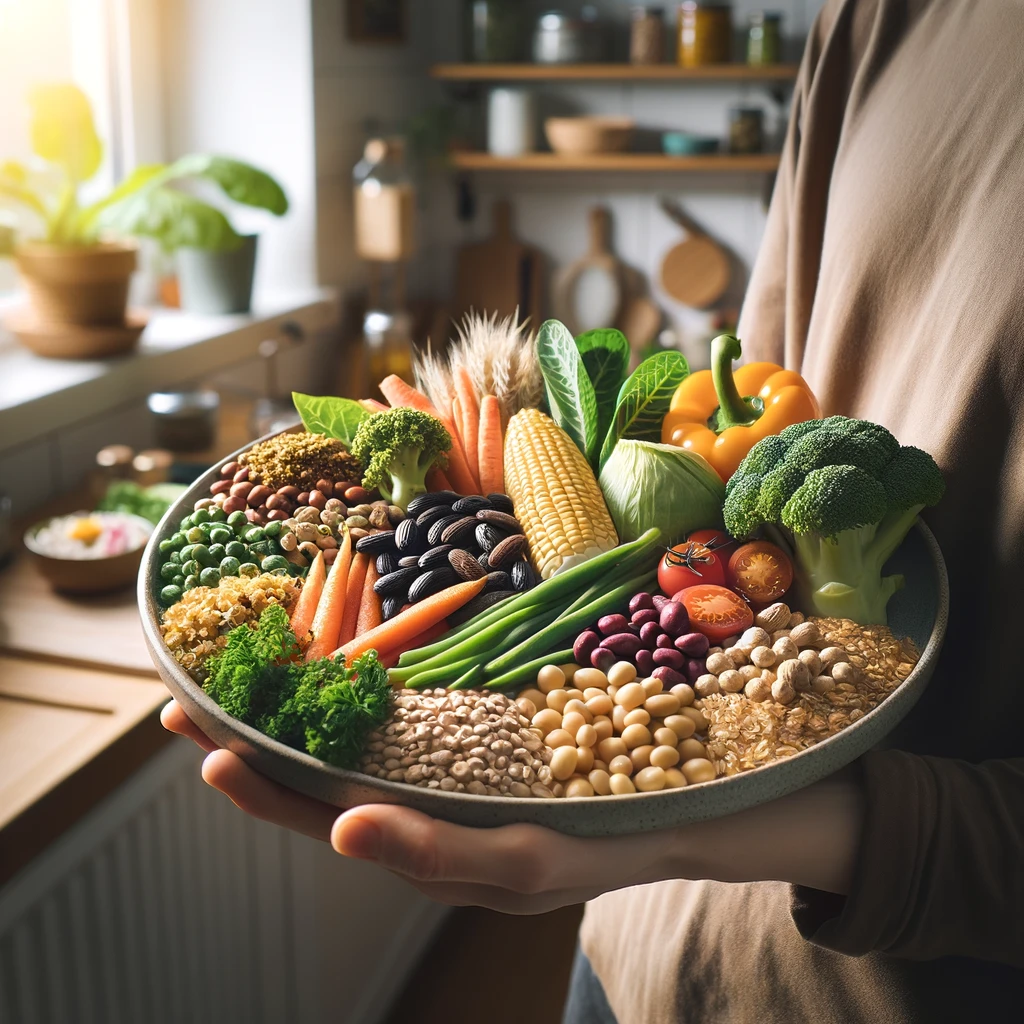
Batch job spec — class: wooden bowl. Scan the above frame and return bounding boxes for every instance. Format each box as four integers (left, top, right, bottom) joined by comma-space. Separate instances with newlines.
544, 116, 635, 156
139, 434, 949, 837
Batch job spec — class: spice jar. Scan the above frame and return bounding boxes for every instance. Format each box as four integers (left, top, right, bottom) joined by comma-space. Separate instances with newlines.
353, 138, 415, 264
463, 0, 525, 62
677, 2, 732, 67
630, 7, 665, 65
728, 107, 764, 153
533, 10, 602, 64
746, 11, 781, 65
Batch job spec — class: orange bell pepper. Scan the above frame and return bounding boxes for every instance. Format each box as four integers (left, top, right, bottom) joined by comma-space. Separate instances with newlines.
662, 334, 821, 482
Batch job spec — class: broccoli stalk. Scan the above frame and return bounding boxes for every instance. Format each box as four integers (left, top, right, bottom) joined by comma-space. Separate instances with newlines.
350, 407, 452, 511
723, 418, 945, 625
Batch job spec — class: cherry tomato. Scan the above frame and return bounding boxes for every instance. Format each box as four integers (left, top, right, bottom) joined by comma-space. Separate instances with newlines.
657, 529, 734, 594
727, 541, 793, 604
675, 584, 753, 643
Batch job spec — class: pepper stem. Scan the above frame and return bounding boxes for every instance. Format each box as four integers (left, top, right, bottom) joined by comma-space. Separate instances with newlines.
710, 334, 761, 430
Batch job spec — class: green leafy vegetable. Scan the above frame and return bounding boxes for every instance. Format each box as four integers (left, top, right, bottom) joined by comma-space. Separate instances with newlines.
575, 327, 630, 458
203, 604, 392, 769
599, 350, 689, 469
97, 480, 185, 525
536, 319, 599, 466
599, 439, 725, 548
292, 392, 369, 447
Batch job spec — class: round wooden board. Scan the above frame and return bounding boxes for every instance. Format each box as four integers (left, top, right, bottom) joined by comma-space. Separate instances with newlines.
659, 236, 731, 308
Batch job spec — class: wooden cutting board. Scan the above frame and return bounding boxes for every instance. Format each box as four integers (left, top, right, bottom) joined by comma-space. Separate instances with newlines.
454, 200, 543, 329
659, 199, 731, 309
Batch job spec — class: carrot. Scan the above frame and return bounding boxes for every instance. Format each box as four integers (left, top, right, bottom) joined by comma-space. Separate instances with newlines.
289, 551, 326, 641
426, 465, 454, 492
478, 394, 505, 495
454, 366, 481, 490
354, 560, 383, 637
377, 619, 450, 669
338, 552, 370, 647
360, 398, 389, 414
378, 374, 478, 495
331, 576, 488, 664
305, 531, 352, 661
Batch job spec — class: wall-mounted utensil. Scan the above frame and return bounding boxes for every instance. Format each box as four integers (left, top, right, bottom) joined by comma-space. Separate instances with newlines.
554, 206, 627, 335
658, 198, 730, 308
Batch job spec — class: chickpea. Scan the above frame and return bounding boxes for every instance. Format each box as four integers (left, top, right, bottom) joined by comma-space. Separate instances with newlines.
537, 664, 566, 693
705, 652, 733, 675
532, 708, 562, 736
586, 693, 613, 716
670, 683, 696, 707
609, 773, 636, 795
642, 677, 664, 697
623, 708, 651, 728
664, 768, 687, 789
589, 769, 612, 795
650, 745, 681, 769
545, 728, 576, 749
606, 661, 637, 687
719, 669, 745, 693
592, 716, 614, 742
562, 711, 587, 737
563, 698, 591, 720
518, 688, 547, 711
695, 673, 720, 697
583, 687, 606, 702
728, 647, 749, 668
681, 758, 716, 784
613, 682, 647, 711
573, 668, 609, 690
653, 726, 679, 747
645, 693, 680, 718
550, 745, 578, 781
565, 777, 595, 798
575, 745, 595, 773
516, 697, 537, 719
560, 663, 580, 683
621, 723, 653, 749
546, 689, 571, 713
634, 766, 667, 792
664, 714, 696, 740
608, 754, 634, 775
629, 745, 654, 771
680, 706, 708, 732
679, 738, 708, 761
565, 688, 586, 703
598, 737, 628, 762
576, 724, 598, 748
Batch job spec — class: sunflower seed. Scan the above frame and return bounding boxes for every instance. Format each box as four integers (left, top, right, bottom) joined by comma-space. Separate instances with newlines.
449, 548, 486, 581
406, 491, 459, 517
476, 509, 522, 533
488, 534, 528, 569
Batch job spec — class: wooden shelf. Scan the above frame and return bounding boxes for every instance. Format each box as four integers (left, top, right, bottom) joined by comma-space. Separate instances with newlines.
432, 63, 799, 82
449, 152, 780, 173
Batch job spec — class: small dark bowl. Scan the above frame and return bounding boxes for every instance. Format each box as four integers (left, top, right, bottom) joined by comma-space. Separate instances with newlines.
139, 434, 948, 836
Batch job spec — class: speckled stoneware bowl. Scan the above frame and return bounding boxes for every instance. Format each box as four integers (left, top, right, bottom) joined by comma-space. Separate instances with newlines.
139, 437, 948, 836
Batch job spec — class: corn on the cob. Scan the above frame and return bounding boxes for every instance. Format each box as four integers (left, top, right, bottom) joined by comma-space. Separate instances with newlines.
504, 408, 618, 579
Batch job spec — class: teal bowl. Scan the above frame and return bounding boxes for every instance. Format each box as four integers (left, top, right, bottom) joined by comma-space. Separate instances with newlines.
139, 434, 948, 836
663, 131, 720, 156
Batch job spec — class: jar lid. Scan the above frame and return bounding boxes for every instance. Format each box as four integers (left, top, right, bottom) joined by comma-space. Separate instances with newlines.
147, 391, 220, 419
748, 10, 783, 23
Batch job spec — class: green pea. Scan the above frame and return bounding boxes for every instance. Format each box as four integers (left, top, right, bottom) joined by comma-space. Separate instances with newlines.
264, 520, 283, 539
170, 531, 186, 548
182, 559, 200, 578
260, 554, 291, 573
238, 562, 260, 579
242, 526, 265, 544
168, 550, 182, 565
173, 573, 185, 587
250, 541, 272, 557
219, 556, 241, 577
192, 545, 217, 569
208, 543, 226, 561
160, 562, 180, 582
208, 507, 228, 523
186, 526, 205, 544
209, 526, 233, 545
225, 540, 247, 559
159, 538, 175, 555
192, 507, 211, 525
199, 567, 222, 587
179, 514, 195, 531
184, 574, 200, 589
228, 510, 248, 530
179, 544, 196, 562
160, 585, 183, 605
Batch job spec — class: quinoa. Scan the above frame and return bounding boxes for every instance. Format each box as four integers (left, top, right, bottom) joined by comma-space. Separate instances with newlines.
160, 572, 302, 678
240, 431, 362, 491
696, 617, 920, 777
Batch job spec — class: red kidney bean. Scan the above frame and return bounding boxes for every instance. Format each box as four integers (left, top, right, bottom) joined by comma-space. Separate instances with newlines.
652, 594, 669, 612
574, 630, 600, 665
278, 485, 300, 499
635, 649, 655, 676
599, 633, 644, 658
222, 495, 247, 514
266, 508, 289, 522
659, 601, 690, 637
656, 633, 675, 649
630, 608, 658, 627
333, 481, 349, 498
653, 665, 687, 687
233, 467, 250, 483
686, 657, 707, 684
675, 632, 710, 657
639, 621, 661, 646
597, 614, 628, 636
230, 480, 253, 498
345, 486, 370, 503
220, 461, 240, 478
307, 489, 327, 510
628, 592, 655, 615
591, 648, 615, 672
653, 648, 684, 670
247, 484, 272, 508
210, 479, 232, 495
266, 494, 285, 510
315, 478, 333, 496
254, 505, 270, 521
245, 509, 259, 522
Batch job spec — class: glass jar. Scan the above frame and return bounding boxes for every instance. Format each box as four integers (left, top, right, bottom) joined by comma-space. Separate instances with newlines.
678, 2, 732, 67
630, 6, 665, 65
464, 0, 525, 62
352, 138, 415, 264
728, 107, 764, 153
746, 11, 781, 65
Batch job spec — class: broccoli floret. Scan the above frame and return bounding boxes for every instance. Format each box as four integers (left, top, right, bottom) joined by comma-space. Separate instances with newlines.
350, 408, 452, 511
724, 416, 945, 625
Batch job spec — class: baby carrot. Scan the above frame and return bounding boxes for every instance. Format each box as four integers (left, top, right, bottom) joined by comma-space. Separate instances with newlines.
289, 551, 326, 641
454, 367, 481, 490
353, 560, 383, 637
305, 531, 352, 661
338, 552, 369, 647
478, 394, 505, 495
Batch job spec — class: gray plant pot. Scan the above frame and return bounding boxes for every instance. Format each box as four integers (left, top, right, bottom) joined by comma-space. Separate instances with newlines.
176, 234, 257, 315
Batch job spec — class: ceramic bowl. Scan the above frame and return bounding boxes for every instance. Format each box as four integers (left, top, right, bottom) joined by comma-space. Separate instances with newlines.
663, 131, 720, 156
139, 439, 948, 836
28, 512, 153, 594
544, 116, 635, 156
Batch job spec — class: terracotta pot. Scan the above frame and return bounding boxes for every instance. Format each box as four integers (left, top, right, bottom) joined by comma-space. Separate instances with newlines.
15, 241, 138, 326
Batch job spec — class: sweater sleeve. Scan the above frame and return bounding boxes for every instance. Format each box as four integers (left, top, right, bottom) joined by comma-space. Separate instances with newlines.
791, 751, 1024, 966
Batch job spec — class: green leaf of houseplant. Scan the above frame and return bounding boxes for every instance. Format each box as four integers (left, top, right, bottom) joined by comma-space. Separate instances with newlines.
292, 393, 369, 447
536, 319, 599, 464
28, 84, 102, 185
103, 186, 243, 251
163, 154, 289, 215
599, 350, 690, 470
575, 327, 630, 455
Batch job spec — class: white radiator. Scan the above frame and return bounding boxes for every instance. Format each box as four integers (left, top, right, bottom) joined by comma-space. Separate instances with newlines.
0, 741, 447, 1024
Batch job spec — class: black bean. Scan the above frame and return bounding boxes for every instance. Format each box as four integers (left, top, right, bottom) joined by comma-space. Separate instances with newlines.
488, 533, 528, 570
475, 509, 522, 534
440, 516, 478, 547
447, 590, 517, 627
373, 566, 420, 599
416, 504, 454, 529
475, 522, 505, 553
418, 544, 454, 569
486, 493, 515, 515
355, 531, 397, 556
406, 491, 459, 517
381, 595, 404, 621
449, 548, 486, 581
398, 555, 420, 568
451, 495, 491, 514
395, 517, 425, 554
427, 513, 464, 546
482, 571, 512, 593
408, 567, 458, 602
477, 552, 491, 572
376, 552, 398, 576
510, 559, 538, 592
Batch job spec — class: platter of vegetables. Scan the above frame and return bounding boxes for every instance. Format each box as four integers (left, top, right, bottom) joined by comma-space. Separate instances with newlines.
140, 315, 949, 835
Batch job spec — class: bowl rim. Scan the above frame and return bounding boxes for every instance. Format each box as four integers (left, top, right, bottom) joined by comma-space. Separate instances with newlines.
544, 115, 636, 129
25, 510, 155, 562
138, 432, 949, 823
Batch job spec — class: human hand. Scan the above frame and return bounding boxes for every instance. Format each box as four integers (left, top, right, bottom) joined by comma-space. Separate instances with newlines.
162, 699, 864, 911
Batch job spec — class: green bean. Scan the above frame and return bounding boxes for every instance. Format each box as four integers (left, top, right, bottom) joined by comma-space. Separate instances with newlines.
400, 655, 480, 691
483, 648, 575, 692
448, 664, 486, 691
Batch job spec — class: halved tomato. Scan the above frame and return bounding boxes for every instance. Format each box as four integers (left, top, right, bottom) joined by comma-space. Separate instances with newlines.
727, 541, 793, 604
675, 584, 753, 643
657, 529, 734, 594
